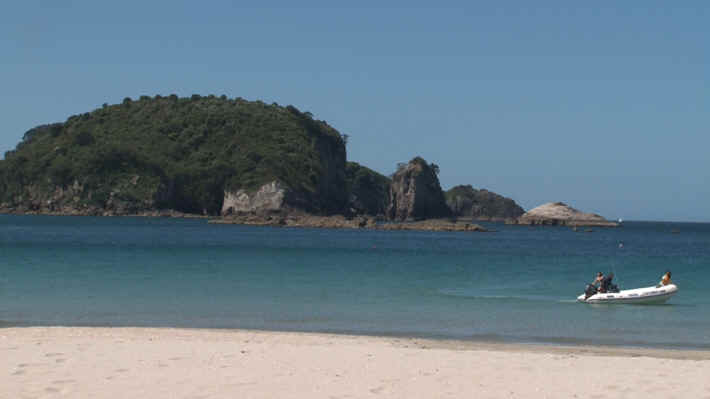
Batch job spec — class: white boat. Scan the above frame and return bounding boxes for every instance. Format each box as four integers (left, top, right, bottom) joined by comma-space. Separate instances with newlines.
577, 284, 678, 304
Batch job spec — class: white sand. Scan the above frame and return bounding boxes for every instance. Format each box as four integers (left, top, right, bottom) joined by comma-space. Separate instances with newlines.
2, 327, 709, 399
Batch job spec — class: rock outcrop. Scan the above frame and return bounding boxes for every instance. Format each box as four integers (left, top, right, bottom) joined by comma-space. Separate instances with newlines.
221, 181, 287, 215
516, 202, 618, 227
212, 214, 488, 232
0, 174, 173, 217
445, 185, 524, 221
378, 219, 489, 232
387, 157, 451, 221
212, 213, 375, 229
345, 162, 391, 216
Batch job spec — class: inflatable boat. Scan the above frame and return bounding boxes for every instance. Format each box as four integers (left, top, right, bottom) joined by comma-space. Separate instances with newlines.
577, 284, 678, 304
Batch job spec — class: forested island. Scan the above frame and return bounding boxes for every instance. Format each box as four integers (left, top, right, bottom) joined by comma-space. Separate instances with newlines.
0, 95, 613, 229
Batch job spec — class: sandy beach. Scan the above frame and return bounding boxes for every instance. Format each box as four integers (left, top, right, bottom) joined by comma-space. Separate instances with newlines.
2, 327, 709, 399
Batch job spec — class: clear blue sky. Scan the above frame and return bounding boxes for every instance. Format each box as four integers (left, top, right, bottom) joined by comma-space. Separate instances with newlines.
2, 1, 707, 221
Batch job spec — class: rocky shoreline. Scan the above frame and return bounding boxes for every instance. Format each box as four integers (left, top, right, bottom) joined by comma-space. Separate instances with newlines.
513, 218, 618, 227
0, 207, 490, 232
210, 214, 490, 232
1, 205, 621, 231
0, 206, 208, 219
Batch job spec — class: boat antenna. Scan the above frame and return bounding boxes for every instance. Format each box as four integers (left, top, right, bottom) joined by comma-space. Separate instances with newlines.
611, 241, 622, 288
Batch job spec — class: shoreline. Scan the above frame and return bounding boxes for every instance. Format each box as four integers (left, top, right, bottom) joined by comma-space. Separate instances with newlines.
1, 211, 492, 232
3, 327, 709, 398
2, 210, 622, 231
2, 211, 702, 225
3, 325, 710, 359
211, 214, 492, 232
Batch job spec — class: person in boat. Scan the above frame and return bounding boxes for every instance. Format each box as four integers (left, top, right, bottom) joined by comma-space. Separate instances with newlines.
584, 272, 604, 299
658, 271, 672, 286
598, 273, 615, 293
592, 272, 604, 288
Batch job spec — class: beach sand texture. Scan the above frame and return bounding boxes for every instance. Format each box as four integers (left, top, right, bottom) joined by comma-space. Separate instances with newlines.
2, 327, 709, 399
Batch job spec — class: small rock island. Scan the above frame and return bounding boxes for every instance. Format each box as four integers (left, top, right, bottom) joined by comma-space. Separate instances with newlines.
516, 202, 618, 227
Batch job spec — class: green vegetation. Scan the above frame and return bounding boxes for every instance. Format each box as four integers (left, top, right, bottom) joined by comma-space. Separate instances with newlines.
0, 95, 348, 215
445, 185, 479, 201
445, 185, 524, 219
345, 162, 390, 216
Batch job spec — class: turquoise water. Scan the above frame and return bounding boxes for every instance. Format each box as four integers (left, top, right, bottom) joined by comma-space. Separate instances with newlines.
1, 215, 709, 349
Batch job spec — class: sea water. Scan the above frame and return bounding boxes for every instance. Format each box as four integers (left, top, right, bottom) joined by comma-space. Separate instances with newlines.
1, 215, 708, 349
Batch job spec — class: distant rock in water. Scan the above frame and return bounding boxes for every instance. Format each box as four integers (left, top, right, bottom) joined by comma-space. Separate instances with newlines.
387, 157, 451, 221
516, 202, 618, 227
445, 185, 524, 221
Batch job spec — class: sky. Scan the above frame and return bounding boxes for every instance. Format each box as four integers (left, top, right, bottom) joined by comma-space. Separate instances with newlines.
1, 1, 708, 221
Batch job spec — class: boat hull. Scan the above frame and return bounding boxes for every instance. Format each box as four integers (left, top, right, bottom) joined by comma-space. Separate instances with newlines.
577, 284, 677, 304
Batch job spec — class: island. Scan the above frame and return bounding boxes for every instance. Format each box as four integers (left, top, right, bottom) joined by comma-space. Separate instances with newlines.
0, 94, 585, 231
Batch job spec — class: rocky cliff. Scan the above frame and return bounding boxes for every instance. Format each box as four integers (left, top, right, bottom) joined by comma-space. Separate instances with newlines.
445, 185, 524, 221
516, 202, 618, 227
386, 157, 451, 221
221, 181, 287, 215
0, 175, 173, 216
344, 162, 391, 216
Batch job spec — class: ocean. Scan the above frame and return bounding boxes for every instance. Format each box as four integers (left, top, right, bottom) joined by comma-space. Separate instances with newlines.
1, 215, 708, 349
